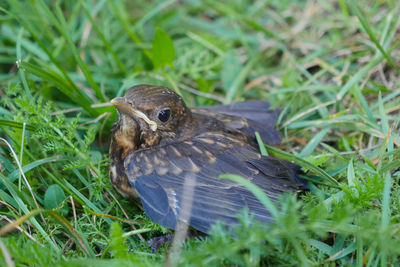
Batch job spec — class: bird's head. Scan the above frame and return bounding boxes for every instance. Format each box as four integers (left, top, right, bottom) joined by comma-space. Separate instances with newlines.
111, 85, 191, 148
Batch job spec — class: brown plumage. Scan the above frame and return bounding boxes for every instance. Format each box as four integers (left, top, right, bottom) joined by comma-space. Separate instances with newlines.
109, 84, 307, 233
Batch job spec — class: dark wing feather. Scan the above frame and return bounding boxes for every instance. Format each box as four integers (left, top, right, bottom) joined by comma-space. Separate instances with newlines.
201, 100, 274, 124
194, 100, 281, 145
248, 157, 308, 190
124, 132, 304, 233
134, 180, 178, 229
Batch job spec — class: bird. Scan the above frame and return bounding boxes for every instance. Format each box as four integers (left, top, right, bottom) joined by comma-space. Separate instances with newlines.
109, 84, 307, 234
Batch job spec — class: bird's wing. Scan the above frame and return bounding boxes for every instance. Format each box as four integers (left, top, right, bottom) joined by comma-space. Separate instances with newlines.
124, 132, 305, 233
193, 100, 282, 145
199, 100, 275, 123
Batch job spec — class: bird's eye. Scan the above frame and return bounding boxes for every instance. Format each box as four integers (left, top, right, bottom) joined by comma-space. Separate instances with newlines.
157, 108, 171, 122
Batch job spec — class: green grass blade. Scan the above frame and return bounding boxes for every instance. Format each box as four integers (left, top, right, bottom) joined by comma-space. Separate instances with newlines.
4, 2, 82, 100
64, 180, 106, 215
299, 128, 330, 157
336, 54, 383, 100
18, 61, 99, 116
107, 0, 152, 61
353, 86, 376, 123
53, 4, 105, 101
0, 175, 59, 251
220, 174, 278, 219
16, 27, 32, 99
381, 172, 391, 229
265, 144, 339, 185
81, 4, 127, 73
0, 120, 35, 131
8, 156, 64, 182
224, 56, 258, 104
255, 131, 268, 156
348, 0, 400, 75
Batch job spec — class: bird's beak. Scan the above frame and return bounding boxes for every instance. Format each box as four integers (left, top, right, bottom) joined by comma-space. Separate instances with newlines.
111, 97, 158, 131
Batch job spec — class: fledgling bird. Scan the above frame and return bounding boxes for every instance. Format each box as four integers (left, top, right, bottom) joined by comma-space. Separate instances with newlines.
109, 84, 307, 234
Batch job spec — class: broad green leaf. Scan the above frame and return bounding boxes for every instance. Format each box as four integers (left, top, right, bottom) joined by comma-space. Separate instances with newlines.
327, 242, 357, 261
330, 234, 346, 256
44, 184, 66, 211
347, 159, 356, 187
152, 28, 175, 69
309, 239, 332, 255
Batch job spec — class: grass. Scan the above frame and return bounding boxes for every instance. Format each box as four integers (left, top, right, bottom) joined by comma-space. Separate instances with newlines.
0, 0, 400, 266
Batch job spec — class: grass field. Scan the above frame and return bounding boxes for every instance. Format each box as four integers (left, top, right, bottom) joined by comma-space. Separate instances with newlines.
0, 0, 400, 266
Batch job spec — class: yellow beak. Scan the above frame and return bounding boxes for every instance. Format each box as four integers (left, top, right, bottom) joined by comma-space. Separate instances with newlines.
111, 97, 158, 131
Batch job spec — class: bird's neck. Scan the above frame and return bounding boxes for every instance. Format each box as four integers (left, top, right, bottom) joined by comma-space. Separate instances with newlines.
109, 121, 140, 199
